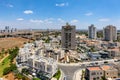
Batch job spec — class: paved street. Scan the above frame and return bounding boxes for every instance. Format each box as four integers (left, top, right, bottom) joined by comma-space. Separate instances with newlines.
73, 69, 85, 80
58, 65, 81, 80
58, 58, 116, 80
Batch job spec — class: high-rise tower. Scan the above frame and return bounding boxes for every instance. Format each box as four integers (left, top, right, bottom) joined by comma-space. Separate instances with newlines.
104, 25, 117, 41
61, 23, 76, 50
88, 24, 97, 39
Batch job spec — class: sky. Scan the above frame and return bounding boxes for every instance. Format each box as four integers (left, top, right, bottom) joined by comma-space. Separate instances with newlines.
0, 0, 120, 30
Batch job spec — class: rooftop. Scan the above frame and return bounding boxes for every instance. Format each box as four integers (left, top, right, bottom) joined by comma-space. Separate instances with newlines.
87, 66, 101, 71
101, 65, 111, 70
108, 48, 120, 52
101, 65, 117, 71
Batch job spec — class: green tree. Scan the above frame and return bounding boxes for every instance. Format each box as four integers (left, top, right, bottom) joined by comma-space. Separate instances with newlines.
33, 78, 41, 80
3, 67, 11, 75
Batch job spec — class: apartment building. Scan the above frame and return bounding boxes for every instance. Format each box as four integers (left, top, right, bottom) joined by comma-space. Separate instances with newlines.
16, 43, 35, 63
27, 55, 58, 77
85, 65, 118, 80
104, 25, 117, 41
16, 41, 58, 77
88, 24, 97, 39
101, 65, 118, 79
61, 23, 76, 50
85, 66, 104, 80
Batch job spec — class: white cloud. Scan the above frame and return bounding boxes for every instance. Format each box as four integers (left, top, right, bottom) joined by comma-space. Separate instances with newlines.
30, 19, 43, 23
44, 18, 54, 21
98, 18, 110, 22
85, 12, 93, 16
30, 18, 54, 24
44, 18, 54, 23
7, 4, 14, 8
57, 18, 65, 23
55, 2, 69, 7
70, 19, 79, 23
16, 18, 24, 21
24, 10, 33, 14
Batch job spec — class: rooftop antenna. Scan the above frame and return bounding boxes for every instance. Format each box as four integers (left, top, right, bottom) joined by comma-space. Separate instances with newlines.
66, 22, 70, 26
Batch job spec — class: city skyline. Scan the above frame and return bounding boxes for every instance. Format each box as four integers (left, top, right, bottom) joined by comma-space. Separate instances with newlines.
0, 0, 120, 29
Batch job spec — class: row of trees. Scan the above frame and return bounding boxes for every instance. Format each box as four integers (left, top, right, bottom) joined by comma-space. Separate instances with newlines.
3, 64, 17, 75
53, 69, 61, 80
8, 47, 19, 62
3, 47, 19, 75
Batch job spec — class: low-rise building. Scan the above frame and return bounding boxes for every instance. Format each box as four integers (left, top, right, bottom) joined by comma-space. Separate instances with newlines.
99, 51, 109, 59
85, 65, 118, 80
85, 66, 104, 80
16, 42, 58, 78
108, 48, 120, 59
17, 48, 31, 63
88, 52, 101, 60
101, 65, 118, 79
27, 55, 58, 77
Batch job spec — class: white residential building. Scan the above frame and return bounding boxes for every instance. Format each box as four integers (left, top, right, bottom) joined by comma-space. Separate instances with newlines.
27, 55, 58, 77
16, 42, 58, 78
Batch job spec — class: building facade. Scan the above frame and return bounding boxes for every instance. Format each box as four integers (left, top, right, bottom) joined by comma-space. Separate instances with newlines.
27, 55, 58, 77
85, 65, 118, 80
104, 25, 117, 41
101, 65, 118, 79
85, 66, 104, 80
88, 24, 97, 39
16, 41, 59, 78
61, 23, 76, 50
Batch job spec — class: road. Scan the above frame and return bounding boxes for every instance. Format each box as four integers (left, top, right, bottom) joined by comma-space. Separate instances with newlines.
73, 69, 85, 80
58, 65, 81, 80
58, 58, 116, 80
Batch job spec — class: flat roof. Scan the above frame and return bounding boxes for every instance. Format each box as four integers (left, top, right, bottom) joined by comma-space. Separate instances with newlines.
101, 65, 117, 71
101, 65, 111, 70
87, 66, 101, 71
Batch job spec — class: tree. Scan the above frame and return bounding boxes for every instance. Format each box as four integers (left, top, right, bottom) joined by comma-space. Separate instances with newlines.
33, 78, 41, 80
45, 37, 50, 43
101, 75, 106, 80
22, 68, 29, 75
97, 31, 103, 38
3, 67, 11, 75
3, 64, 17, 75
8, 47, 19, 62
10, 64, 17, 70
89, 46, 96, 52
15, 73, 26, 80
2, 48, 5, 53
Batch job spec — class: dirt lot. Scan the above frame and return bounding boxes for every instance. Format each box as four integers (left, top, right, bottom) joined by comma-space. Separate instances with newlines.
0, 37, 32, 51
3, 73, 15, 80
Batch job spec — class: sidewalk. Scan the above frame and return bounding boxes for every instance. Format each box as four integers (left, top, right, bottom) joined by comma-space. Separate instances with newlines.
59, 69, 64, 80
57, 62, 80, 66
0, 54, 9, 63
73, 69, 85, 80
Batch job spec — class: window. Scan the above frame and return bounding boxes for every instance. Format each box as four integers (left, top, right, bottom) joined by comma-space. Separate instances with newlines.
93, 78, 96, 80
113, 77, 116, 78
91, 72, 96, 75
97, 77, 99, 79
97, 72, 99, 75
35, 63, 37, 67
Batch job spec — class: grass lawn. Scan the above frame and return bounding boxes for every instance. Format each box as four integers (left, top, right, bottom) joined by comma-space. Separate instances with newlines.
53, 69, 61, 80
0, 56, 10, 77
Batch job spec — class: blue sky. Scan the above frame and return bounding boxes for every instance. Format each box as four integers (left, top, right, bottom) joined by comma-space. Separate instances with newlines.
0, 0, 120, 29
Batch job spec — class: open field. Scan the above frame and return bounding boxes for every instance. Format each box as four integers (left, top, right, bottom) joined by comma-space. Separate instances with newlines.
0, 37, 32, 51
